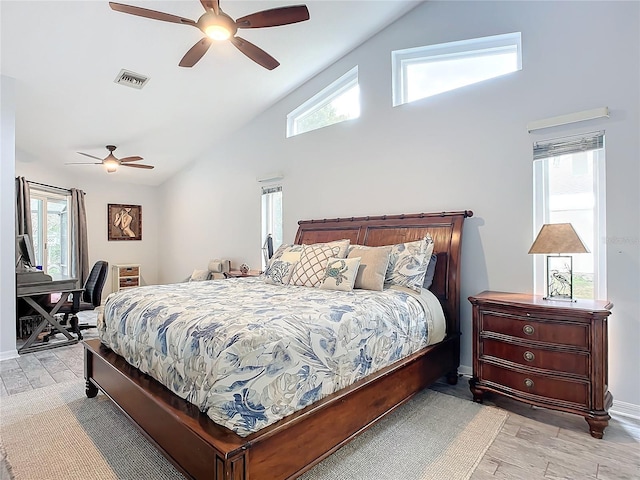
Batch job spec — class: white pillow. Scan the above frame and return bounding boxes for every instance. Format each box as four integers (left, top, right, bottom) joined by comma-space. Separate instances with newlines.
189, 269, 210, 282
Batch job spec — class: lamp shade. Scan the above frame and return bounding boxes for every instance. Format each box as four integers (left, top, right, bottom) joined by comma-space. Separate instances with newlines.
528, 223, 590, 254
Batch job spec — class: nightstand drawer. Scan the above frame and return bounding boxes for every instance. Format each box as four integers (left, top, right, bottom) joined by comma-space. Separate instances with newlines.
481, 313, 588, 348
481, 338, 588, 376
119, 277, 139, 288
119, 266, 139, 277
481, 363, 588, 406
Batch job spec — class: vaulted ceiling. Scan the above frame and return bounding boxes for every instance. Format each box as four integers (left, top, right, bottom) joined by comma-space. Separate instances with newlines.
1, 1, 421, 185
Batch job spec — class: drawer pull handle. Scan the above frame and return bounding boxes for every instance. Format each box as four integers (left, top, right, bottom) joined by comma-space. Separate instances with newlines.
523, 351, 535, 362
524, 378, 534, 388
523, 324, 535, 335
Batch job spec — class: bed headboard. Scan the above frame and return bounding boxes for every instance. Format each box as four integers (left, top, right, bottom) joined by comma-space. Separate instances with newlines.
294, 210, 473, 337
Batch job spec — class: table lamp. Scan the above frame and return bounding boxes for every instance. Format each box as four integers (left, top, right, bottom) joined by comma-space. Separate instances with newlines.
528, 223, 589, 301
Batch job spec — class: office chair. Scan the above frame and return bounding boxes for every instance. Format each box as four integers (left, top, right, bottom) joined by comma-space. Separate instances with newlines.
44, 260, 109, 341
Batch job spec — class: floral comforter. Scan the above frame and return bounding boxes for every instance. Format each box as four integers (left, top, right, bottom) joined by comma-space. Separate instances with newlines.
99, 278, 445, 436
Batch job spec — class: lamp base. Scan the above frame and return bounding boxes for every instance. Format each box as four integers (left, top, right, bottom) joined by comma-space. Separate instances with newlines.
546, 255, 575, 301
543, 295, 577, 302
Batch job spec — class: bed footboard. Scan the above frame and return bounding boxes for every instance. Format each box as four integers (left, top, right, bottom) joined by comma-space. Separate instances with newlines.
84, 334, 459, 480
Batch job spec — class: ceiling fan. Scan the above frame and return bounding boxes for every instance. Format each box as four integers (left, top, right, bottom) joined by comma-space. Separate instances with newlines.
108, 1, 310, 70
66, 145, 154, 173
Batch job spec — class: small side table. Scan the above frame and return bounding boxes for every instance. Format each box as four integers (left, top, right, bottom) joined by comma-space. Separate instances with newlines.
227, 270, 262, 278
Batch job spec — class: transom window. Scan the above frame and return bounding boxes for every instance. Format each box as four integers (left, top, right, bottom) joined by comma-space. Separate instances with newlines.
286, 66, 360, 137
392, 32, 522, 106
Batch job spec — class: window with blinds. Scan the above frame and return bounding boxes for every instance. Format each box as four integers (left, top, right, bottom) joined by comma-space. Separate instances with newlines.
532, 132, 606, 300
261, 185, 283, 268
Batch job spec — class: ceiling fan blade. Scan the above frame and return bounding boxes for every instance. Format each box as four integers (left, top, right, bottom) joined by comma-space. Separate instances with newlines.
122, 163, 154, 169
235, 5, 309, 29
77, 152, 104, 161
200, 0, 219, 15
119, 156, 144, 163
65, 162, 102, 165
109, 2, 197, 27
179, 38, 213, 67
230, 36, 280, 70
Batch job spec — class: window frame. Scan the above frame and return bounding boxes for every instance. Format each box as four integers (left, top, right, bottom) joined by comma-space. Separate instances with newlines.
532, 132, 607, 300
392, 32, 522, 107
261, 184, 283, 269
286, 66, 359, 138
30, 189, 71, 275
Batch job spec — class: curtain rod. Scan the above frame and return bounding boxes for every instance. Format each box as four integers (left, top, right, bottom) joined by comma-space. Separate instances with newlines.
27, 180, 71, 193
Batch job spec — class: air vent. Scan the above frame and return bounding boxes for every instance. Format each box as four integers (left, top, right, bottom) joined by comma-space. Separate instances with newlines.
114, 69, 149, 89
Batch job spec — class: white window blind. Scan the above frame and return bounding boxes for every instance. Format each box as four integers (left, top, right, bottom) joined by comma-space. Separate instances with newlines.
533, 132, 604, 160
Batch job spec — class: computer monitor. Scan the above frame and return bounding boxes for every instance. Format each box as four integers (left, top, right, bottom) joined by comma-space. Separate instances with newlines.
16, 234, 37, 269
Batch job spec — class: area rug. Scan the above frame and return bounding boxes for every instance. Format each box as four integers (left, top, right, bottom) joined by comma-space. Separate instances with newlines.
0, 379, 506, 480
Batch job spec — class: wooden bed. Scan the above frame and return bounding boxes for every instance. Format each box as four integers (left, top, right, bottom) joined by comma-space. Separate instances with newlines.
84, 210, 472, 480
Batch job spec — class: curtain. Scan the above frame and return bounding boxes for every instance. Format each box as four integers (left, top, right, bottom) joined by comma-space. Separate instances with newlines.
70, 188, 89, 287
15, 177, 33, 266
15, 177, 32, 236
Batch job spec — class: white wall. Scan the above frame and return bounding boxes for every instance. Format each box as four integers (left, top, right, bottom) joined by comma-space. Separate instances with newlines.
14, 161, 161, 299
159, 1, 640, 408
0, 76, 18, 360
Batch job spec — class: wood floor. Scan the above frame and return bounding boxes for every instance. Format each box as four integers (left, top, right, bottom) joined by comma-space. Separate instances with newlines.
1, 328, 639, 480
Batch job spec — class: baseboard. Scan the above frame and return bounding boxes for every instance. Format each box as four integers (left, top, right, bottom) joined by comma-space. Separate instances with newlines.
0, 348, 19, 361
610, 400, 640, 420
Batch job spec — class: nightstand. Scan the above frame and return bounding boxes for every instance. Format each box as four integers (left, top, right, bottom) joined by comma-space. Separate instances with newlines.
113, 264, 140, 292
468, 291, 613, 439
227, 270, 262, 278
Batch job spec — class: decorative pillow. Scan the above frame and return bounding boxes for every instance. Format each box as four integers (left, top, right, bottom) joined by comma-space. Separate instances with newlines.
423, 253, 438, 289
322, 239, 350, 259
347, 245, 391, 291
319, 257, 361, 292
208, 259, 230, 274
189, 269, 210, 282
263, 260, 297, 286
280, 251, 302, 263
290, 243, 344, 287
268, 240, 349, 269
268, 244, 304, 267
385, 234, 435, 292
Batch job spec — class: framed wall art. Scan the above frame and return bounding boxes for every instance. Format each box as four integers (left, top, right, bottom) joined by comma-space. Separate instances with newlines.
108, 204, 142, 241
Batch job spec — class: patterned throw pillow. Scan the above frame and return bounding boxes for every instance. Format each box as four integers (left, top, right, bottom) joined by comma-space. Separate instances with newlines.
263, 260, 297, 286
347, 245, 391, 291
385, 234, 435, 292
323, 239, 350, 259
319, 257, 361, 292
269, 244, 304, 267
290, 243, 344, 287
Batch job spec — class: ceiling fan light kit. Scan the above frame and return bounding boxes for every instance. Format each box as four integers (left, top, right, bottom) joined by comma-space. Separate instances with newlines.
108, 0, 310, 70
66, 145, 154, 174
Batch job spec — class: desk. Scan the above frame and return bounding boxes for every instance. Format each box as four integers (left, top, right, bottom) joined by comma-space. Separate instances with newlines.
17, 274, 81, 354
